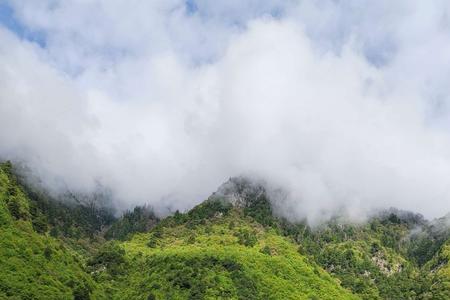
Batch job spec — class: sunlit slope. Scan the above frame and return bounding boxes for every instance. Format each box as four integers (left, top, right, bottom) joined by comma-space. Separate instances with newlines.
108, 201, 359, 300
0, 162, 102, 300
2, 165, 450, 299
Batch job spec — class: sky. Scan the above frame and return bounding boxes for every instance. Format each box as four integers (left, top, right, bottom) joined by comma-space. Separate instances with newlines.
2, 1, 450, 222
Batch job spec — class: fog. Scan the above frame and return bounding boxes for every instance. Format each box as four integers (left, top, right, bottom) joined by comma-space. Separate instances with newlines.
2, 1, 450, 222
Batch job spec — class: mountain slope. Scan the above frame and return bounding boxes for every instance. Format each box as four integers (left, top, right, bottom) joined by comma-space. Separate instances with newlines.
0, 165, 359, 299
422, 240, 450, 299
2, 166, 450, 299
98, 200, 359, 299
211, 178, 450, 299
0, 162, 104, 299
286, 218, 430, 299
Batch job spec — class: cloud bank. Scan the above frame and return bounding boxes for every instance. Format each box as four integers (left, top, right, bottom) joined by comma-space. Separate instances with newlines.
2, 1, 450, 222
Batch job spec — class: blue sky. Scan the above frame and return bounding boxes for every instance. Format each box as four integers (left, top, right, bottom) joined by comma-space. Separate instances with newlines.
0, 2, 46, 47
0, 0, 403, 71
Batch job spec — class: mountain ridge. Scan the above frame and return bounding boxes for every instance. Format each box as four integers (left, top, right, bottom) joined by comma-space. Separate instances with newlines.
1, 162, 450, 299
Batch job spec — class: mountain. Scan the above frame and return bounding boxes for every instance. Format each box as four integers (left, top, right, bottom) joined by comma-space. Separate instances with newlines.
1, 163, 450, 299
104, 199, 358, 299
421, 239, 450, 299
0, 162, 102, 299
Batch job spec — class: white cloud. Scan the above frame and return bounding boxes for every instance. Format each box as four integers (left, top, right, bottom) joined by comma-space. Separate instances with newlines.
2, 1, 450, 222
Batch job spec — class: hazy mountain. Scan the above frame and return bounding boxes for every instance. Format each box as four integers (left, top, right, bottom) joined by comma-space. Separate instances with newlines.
1, 162, 450, 299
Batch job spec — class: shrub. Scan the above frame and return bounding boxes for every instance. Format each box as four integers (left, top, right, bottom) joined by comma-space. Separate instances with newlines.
235, 229, 257, 247
260, 245, 271, 255
187, 199, 232, 223
73, 283, 91, 300
88, 242, 126, 275
186, 234, 196, 244
32, 214, 48, 233
44, 246, 52, 260
147, 236, 158, 248
7, 198, 21, 219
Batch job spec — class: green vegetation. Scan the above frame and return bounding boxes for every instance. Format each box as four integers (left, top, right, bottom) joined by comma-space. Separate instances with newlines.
105, 206, 159, 240
0, 162, 104, 299
1, 166, 450, 299
113, 208, 358, 300
421, 241, 450, 299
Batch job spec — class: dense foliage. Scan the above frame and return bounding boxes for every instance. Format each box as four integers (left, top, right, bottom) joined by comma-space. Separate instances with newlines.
11, 162, 116, 239
1, 166, 450, 299
110, 210, 358, 300
0, 162, 104, 299
105, 206, 158, 240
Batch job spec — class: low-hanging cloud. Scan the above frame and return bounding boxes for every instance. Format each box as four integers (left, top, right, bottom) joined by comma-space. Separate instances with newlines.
2, 1, 450, 222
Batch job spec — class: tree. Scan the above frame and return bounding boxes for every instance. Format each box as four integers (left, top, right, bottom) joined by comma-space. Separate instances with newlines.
7, 198, 22, 219
235, 229, 257, 247
44, 246, 52, 260
32, 214, 48, 233
88, 242, 126, 275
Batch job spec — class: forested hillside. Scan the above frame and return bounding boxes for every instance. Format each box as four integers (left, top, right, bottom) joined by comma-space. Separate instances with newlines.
0, 162, 104, 299
1, 163, 449, 299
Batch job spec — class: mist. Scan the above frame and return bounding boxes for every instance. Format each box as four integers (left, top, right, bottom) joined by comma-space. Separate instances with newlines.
2, 1, 450, 223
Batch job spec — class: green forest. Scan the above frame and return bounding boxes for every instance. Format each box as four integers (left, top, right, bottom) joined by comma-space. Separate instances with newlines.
1, 162, 449, 299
